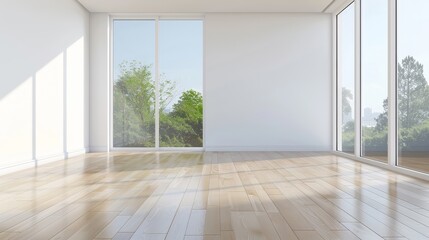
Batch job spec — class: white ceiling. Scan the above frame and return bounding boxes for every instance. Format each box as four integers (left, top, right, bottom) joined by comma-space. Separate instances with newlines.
77, 0, 337, 13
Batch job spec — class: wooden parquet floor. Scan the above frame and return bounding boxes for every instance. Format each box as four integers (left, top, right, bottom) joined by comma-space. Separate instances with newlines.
0, 151, 429, 240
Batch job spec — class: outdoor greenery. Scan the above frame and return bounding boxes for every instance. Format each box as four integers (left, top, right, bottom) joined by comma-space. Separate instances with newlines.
113, 61, 203, 147
342, 56, 429, 155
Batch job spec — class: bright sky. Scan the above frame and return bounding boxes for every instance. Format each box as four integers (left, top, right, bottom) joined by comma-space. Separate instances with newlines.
113, 20, 203, 109
113, 3, 429, 114
338, 0, 429, 114
397, 0, 429, 83
337, 2, 355, 115
361, 0, 388, 114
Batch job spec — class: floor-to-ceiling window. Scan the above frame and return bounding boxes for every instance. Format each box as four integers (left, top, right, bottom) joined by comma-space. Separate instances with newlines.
337, 3, 355, 154
112, 18, 203, 149
361, 0, 388, 163
336, 0, 429, 176
397, 0, 429, 173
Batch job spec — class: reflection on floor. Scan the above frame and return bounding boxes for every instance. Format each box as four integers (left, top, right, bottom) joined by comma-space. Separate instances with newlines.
0, 152, 429, 240
399, 155, 429, 173
352, 153, 429, 174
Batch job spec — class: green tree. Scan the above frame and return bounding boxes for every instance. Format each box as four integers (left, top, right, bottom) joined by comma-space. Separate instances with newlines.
113, 85, 143, 146
159, 74, 177, 112
374, 99, 388, 132
369, 56, 429, 154
398, 56, 429, 129
113, 61, 203, 148
160, 90, 203, 147
113, 61, 175, 147
375, 56, 429, 130
171, 90, 203, 124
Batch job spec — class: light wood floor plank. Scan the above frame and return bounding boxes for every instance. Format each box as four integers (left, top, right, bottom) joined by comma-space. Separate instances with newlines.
0, 151, 427, 240
294, 230, 324, 240
342, 222, 384, 240
230, 211, 280, 240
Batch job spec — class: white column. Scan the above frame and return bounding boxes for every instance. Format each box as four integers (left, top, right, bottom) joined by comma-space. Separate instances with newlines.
333, 14, 339, 151
354, 0, 362, 157
155, 17, 160, 149
388, 0, 397, 166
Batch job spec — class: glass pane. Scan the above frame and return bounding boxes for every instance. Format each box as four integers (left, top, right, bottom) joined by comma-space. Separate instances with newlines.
159, 20, 203, 147
337, 3, 355, 154
397, 0, 429, 172
113, 20, 156, 147
361, 0, 388, 163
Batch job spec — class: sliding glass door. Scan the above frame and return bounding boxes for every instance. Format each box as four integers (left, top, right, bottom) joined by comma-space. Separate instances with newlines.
112, 19, 203, 149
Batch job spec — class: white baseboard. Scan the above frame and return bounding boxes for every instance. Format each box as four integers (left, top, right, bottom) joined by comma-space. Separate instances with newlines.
67, 148, 89, 157
0, 148, 88, 176
89, 146, 108, 152
109, 147, 204, 152
205, 145, 331, 152
0, 161, 35, 176
36, 153, 67, 165
90, 145, 330, 152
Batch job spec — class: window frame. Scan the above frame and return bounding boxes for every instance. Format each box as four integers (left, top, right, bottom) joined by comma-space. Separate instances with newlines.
109, 15, 205, 152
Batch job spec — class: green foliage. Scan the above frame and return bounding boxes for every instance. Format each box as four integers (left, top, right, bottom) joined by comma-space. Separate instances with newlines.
374, 99, 388, 132
341, 129, 355, 153
358, 120, 429, 154
160, 112, 196, 147
399, 120, 429, 152
375, 56, 429, 131
161, 90, 203, 147
341, 87, 355, 153
398, 56, 429, 129
113, 61, 156, 147
362, 126, 388, 152
159, 74, 177, 112
113, 61, 203, 147
113, 87, 154, 147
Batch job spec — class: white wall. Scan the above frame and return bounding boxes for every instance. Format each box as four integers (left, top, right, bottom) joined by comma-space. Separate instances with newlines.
0, 0, 89, 169
88, 13, 332, 151
204, 13, 332, 151
89, 13, 110, 152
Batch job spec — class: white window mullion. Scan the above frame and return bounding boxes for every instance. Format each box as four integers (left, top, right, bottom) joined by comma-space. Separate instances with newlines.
333, 14, 340, 151
155, 17, 160, 149
109, 16, 113, 152
355, 0, 362, 157
388, 0, 397, 166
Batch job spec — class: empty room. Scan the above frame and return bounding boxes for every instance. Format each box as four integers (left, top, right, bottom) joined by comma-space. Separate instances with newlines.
1, 0, 429, 239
